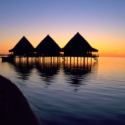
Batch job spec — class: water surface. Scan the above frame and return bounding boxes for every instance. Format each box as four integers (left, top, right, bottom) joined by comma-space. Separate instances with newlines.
0, 57, 125, 125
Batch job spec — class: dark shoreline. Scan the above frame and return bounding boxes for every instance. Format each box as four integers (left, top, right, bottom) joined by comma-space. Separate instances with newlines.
0, 75, 40, 125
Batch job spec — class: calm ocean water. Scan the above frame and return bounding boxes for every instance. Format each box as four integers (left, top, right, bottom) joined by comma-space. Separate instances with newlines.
0, 57, 125, 125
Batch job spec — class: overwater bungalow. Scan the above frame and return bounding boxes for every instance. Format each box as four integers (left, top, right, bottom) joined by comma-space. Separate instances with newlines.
62, 32, 98, 57
35, 35, 61, 57
9, 36, 35, 56
5, 33, 98, 64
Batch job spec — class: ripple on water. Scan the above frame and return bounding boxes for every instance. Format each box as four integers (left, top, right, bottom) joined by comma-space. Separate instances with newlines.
0, 57, 125, 125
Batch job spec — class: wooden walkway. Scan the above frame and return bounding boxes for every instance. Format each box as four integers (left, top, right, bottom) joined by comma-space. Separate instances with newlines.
0, 54, 10, 58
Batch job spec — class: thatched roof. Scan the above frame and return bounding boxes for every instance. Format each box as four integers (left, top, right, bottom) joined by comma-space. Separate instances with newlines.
9, 36, 34, 53
63, 32, 98, 56
35, 35, 61, 56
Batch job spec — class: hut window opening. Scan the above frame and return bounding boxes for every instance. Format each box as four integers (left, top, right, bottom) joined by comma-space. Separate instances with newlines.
60, 52, 64, 56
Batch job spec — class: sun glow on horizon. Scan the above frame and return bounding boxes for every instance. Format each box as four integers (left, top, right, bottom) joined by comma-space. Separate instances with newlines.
0, 0, 125, 57
1, 34, 125, 57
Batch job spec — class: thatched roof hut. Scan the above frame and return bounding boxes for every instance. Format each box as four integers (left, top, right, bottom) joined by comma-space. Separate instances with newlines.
9, 36, 34, 56
62, 32, 98, 56
35, 35, 61, 56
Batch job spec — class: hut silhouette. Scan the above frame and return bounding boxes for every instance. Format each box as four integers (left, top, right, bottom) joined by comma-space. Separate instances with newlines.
9, 36, 34, 56
62, 32, 98, 57
6, 33, 98, 65
35, 35, 61, 56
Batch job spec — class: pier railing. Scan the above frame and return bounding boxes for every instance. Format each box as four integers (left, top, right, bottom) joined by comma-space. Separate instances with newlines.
92, 54, 99, 57
0, 54, 10, 57
0, 54, 99, 58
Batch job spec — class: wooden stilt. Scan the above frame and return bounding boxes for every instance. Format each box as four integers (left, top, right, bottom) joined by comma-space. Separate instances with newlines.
84, 57, 85, 69
91, 57, 92, 65
80, 57, 81, 69
35, 57, 36, 63
19, 56, 21, 65
74, 57, 75, 67
70, 56, 71, 69
59, 56, 60, 65
43, 56, 45, 67
87, 57, 88, 69
67, 57, 68, 67
57, 57, 58, 67
41, 57, 43, 66
27, 56, 28, 66
44, 57, 45, 65
77, 56, 78, 68
53, 56, 54, 65
64, 56, 65, 68
51, 57, 52, 67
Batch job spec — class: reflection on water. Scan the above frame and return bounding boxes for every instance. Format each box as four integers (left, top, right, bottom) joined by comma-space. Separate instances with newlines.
0, 57, 125, 125
11, 62, 33, 80
10, 57, 97, 89
36, 61, 60, 87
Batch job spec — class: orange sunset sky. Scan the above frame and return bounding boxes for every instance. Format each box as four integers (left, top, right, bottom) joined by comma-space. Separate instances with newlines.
0, 0, 125, 57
